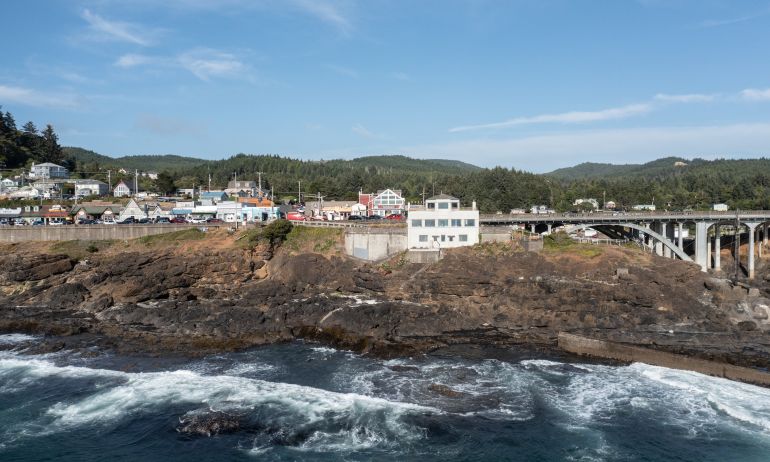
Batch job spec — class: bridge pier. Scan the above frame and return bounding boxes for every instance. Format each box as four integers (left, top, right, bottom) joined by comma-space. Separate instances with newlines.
707, 238, 712, 270
547, 223, 552, 234
530, 224, 536, 234
677, 222, 684, 251
714, 225, 721, 272
661, 222, 671, 258
694, 221, 714, 272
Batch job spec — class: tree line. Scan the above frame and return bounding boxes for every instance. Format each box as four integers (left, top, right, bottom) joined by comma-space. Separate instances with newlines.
0, 106, 70, 171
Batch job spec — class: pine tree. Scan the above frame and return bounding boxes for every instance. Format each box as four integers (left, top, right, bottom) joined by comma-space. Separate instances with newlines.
40, 124, 63, 164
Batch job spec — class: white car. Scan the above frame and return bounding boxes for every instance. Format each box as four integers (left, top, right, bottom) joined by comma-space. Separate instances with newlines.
189, 217, 206, 224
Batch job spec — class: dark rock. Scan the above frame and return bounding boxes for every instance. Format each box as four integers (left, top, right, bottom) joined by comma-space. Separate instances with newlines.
177, 411, 241, 437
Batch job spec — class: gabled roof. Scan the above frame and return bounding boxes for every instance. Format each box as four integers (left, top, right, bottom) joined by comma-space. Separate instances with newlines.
428, 194, 458, 200
34, 162, 65, 168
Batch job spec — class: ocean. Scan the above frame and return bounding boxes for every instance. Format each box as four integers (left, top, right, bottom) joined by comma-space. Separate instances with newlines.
1, 333, 769, 461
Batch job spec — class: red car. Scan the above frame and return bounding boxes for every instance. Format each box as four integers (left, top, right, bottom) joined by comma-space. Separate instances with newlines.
170, 217, 187, 224
385, 214, 404, 220
287, 212, 307, 221
206, 218, 224, 224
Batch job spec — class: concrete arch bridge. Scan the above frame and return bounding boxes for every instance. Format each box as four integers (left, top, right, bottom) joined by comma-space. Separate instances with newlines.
481, 211, 770, 278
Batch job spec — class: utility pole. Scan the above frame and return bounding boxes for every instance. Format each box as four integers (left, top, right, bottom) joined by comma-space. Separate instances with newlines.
735, 211, 741, 279
134, 169, 138, 196
298, 180, 302, 205
107, 170, 111, 190
208, 174, 211, 192
421, 186, 426, 205
256, 171, 264, 192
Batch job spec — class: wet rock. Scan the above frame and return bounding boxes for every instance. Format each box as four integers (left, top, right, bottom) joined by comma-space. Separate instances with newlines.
428, 383, 464, 398
177, 411, 241, 437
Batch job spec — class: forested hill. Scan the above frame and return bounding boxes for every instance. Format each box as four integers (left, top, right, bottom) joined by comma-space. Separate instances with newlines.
63, 147, 207, 171
546, 157, 770, 181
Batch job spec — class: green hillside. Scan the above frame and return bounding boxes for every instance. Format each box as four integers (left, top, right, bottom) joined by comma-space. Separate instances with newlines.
547, 157, 692, 180
64, 147, 207, 171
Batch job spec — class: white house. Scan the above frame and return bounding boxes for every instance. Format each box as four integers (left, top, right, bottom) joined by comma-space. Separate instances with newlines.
531, 205, 555, 214
113, 180, 133, 198
74, 179, 109, 197
632, 204, 656, 211
0, 177, 18, 193
358, 189, 406, 216
118, 199, 147, 221
8, 186, 41, 199
573, 198, 599, 209
713, 203, 729, 212
30, 162, 69, 179
407, 194, 479, 249
216, 201, 242, 223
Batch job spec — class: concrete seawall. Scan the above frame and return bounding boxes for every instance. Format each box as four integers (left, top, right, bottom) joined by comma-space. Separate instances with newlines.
0, 224, 226, 243
559, 332, 770, 386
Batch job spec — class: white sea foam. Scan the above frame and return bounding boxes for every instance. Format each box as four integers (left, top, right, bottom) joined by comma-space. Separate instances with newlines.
0, 333, 39, 345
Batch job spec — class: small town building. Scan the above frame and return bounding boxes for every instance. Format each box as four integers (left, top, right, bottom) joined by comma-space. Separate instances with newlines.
118, 199, 147, 221
531, 205, 555, 214
713, 203, 729, 212
407, 194, 479, 249
604, 201, 617, 210
510, 208, 527, 215
30, 162, 69, 179
632, 204, 656, 211
573, 198, 599, 209
199, 191, 229, 204
8, 186, 41, 199
113, 180, 133, 198
74, 179, 109, 197
71, 201, 123, 221
0, 177, 18, 193
358, 189, 405, 216
215, 201, 243, 222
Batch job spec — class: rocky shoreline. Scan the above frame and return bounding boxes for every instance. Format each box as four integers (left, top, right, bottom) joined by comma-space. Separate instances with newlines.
2, 228, 770, 382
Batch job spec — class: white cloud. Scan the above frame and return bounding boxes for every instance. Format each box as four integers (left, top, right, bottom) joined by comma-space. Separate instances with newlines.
114, 49, 246, 81
81, 9, 156, 46
0, 84, 80, 108
178, 48, 245, 81
740, 88, 770, 102
352, 123, 375, 138
290, 0, 352, 34
406, 123, 770, 172
654, 93, 716, 103
449, 103, 652, 133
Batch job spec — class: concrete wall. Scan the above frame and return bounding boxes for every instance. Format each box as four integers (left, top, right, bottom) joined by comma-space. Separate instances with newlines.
558, 333, 770, 386
481, 231, 511, 243
407, 249, 442, 264
344, 230, 407, 261
0, 224, 225, 243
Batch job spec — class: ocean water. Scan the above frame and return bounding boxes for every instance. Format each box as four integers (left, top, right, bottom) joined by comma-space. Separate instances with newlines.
1, 333, 769, 461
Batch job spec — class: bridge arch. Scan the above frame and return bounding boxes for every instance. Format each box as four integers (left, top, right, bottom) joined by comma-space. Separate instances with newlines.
564, 223, 692, 262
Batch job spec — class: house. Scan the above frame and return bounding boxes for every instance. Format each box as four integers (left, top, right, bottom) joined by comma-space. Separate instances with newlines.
118, 199, 147, 221
74, 179, 109, 197
510, 208, 527, 215
358, 189, 405, 217
531, 205, 555, 214
216, 201, 243, 222
225, 180, 257, 196
632, 204, 656, 211
71, 201, 123, 222
142, 171, 159, 180
199, 191, 229, 204
407, 194, 479, 249
0, 177, 17, 193
713, 203, 729, 212
573, 198, 599, 210
30, 162, 69, 179
113, 180, 133, 198
316, 201, 357, 220
8, 186, 41, 199
604, 201, 617, 210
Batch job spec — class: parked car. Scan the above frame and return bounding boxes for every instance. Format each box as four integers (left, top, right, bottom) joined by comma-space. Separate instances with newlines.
347, 215, 364, 221
13, 218, 26, 226
170, 217, 187, 224
287, 212, 307, 221
137, 217, 150, 224
189, 217, 207, 224
31, 219, 44, 226
206, 218, 224, 224
385, 214, 403, 220
155, 217, 171, 224
367, 215, 383, 220
118, 217, 135, 225
78, 219, 97, 225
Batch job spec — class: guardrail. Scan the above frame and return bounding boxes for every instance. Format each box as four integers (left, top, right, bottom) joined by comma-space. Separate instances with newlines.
481, 210, 770, 223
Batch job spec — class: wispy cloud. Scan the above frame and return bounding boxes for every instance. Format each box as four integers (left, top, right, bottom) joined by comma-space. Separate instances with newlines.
0, 84, 81, 108
408, 123, 770, 172
115, 48, 247, 81
654, 93, 716, 103
327, 64, 359, 78
290, 0, 352, 35
740, 88, 770, 102
352, 123, 376, 138
698, 10, 770, 28
449, 103, 652, 133
80, 9, 158, 46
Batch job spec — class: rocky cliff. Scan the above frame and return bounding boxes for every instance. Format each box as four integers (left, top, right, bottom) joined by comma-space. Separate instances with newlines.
1, 229, 769, 370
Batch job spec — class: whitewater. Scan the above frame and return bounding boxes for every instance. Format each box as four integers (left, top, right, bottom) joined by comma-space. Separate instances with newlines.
1, 333, 769, 461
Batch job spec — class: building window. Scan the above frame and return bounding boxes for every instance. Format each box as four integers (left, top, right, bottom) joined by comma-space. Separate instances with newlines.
459, 234, 468, 242
424, 219, 436, 227
465, 219, 476, 226
432, 235, 439, 241
427, 202, 435, 209
438, 219, 448, 227
451, 219, 462, 227
438, 202, 449, 209
441, 235, 446, 242
452, 202, 459, 209
419, 235, 428, 242
448, 235, 455, 242
411, 219, 422, 227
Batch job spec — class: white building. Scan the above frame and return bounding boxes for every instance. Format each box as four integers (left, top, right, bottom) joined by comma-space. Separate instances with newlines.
118, 199, 147, 221
359, 189, 406, 216
713, 203, 729, 212
74, 179, 109, 197
30, 162, 69, 179
0, 177, 18, 193
407, 194, 479, 249
216, 201, 243, 223
531, 205, 555, 214
573, 198, 599, 209
8, 186, 41, 199
632, 204, 656, 211
113, 180, 133, 198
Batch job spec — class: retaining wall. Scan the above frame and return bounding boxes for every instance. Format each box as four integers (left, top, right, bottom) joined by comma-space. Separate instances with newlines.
558, 332, 770, 386
0, 224, 226, 243
344, 229, 407, 261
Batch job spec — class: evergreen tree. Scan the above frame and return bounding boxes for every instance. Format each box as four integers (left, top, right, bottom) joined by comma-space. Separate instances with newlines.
40, 124, 63, 164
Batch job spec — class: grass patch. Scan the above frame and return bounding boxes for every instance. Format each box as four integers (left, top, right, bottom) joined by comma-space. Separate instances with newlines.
284, 226, 342, 253
138, 228, 206, 246
544, 232, 604, 258
50, 240, 115, 260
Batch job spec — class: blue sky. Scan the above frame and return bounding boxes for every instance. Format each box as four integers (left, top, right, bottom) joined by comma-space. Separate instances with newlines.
3, 0, 770, 172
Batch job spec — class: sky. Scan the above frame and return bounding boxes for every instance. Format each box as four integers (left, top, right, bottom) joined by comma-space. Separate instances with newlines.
3, 0, 770, 172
